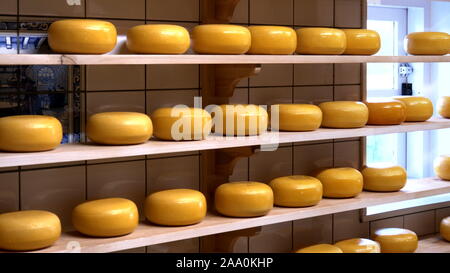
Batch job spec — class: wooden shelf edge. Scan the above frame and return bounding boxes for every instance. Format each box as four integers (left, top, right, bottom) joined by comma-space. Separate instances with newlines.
417, 235, 450, 253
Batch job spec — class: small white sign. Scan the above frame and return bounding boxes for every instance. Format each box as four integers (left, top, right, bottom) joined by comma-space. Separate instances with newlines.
66, 0, 81, 6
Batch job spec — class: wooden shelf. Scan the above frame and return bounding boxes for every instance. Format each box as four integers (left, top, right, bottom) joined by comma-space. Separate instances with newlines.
1, 118, 450, 168
417, 235, 450, 253
12, 178, 449, 253
1, 54, 450, 65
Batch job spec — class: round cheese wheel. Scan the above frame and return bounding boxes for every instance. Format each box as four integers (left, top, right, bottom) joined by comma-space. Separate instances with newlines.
405, 32, 450, 55
48, 19, 117, 54
145, 189, 207, 226
315, 168, 363, 198
393, 96, 434, 122
319, 101, 369, 128
212, 104, 268, 136
362, 164, 407, 192
440, 216, 450, 241
0, 115, 62, 152
434, 155, 450, 180
151, 108, 212, 141
295, 244, 343, 253
272, 104, 322, 131
215, 182, 273, 217
0, 210, 61, 251
343, 29, 381, 55
296, 28, 346, 55
247, 26, 297, 55
72, 198, 139, 237
192, 24, 251, 54
269, 175, 322, 207
335, 238, 380, 253
437, 96, 450, 118
365, 98, 406, 125
372, 228, 418, 253
126, 24, 190, 54
87, 112, 153, 145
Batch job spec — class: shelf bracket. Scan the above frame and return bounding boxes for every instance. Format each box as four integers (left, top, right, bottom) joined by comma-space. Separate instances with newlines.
201, 0, 241, 23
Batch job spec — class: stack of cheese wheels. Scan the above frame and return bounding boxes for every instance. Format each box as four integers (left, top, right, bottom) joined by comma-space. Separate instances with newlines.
434, 155, 450, 180
295, 244, 343, 253
334, 238, 381, 253
393, 96, 433, 122
0, 210, 61, 251
362, 164, 407, 192
212, 104, 268, 136
145, 189, 206, 226
365, 98, 406, 125
296, 28, 346, 55
343, 29, 381, 55
441, 216, 450, 241
48, 19, 117, 54
405, 32, 450, 55
87, 112, 153, 145
247, 26, 297, 55
372, 228, 418, 253
126, 24, 190, 54
0, 115, 62, 152
192, 24, 251, 54
315, 167, 363, 198
437, 96, 450, 118
272, 104, 322, 131
319, 101, 369, 128
215, 182, 273, 217
72, 198, 139, 237
269, 175, 322, 207
151, 108, 212, 141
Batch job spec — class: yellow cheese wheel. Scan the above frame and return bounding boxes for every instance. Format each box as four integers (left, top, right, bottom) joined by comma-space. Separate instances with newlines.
437, 96, 450, 118
48, 19, 117, 54
192, 24, 251, 54
295, 244, 343, 253
151, 108, 212, 141
434, 155, 450, 180
247, 26, 297, 55
393, 96, 433, 122
362, 164, 407, 192
372, 228, 418, 253
365, 99, 406, 125
126, 24, 190, 54
440, 216, 450, 241
269, 175, 322, 207
145, 189, 206, 226
335, 238, 380, 253
315, 168, 363, 198
405, 32, 450, 55
212, 104, 268, 136
343, 29, 381, 55
87, 112, 153, 145
319, 101, 369, 128
215, 182, 273, 217
0, 115, 62, 152
272, 104, 322, 131
72, 198, 139, 237
296, 28, 346, 55
0, 210, 61, 251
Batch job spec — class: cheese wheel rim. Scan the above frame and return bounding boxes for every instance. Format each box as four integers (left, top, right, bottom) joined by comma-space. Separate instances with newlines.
365, 99, 407, 125
272, 104, 322, 132
319, 101, 369, 129
343, 29, 381, 55
405, 32, 450, 55
192, 24, 251, 54
247, 26, 297, 55
362, 165, 407, 192
212, 104, 269, 136
315, 167, 363, 198
334, 238, 381, 253
392, 96, 434, 122
269, 175, 322, 207
296, 244, 343, 253
437, 96, 450, 118
296, 28, 347, 55
434, 155, 450, 181
373, 228, 418, 253
440, 216, 450, 241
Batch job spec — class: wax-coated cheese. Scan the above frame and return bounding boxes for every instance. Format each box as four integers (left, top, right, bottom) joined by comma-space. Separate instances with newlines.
334, 238, 381, 253
145, 189, 206, 226
343, 29, 381, 55
272, 104, 322, 131
405, 32, 450, 55
437, 96, 450, 118
440, 216, 450, 241
192, 24, 251, 54
48, 19, 117, 54
434, 155, 450, 180
126, 24, 190, 54
295, 244, 343, 253
247, 26, 297, 55
365, 99, 406, 125
269, 175, 322, 207
72, 198, 139, 237
315, 168, 363, 198
0, 210, 61, 251
212, 104, 268, 136
372, 228, 418, 253
296, 28, 346, 55
362, 164, 407, 192
86, 112, 153, 145
0, 115, 62, 152
319, 101, 369, 128
215, 182, 273, 217
393, 96, 434, 122
151, 108, 212, 141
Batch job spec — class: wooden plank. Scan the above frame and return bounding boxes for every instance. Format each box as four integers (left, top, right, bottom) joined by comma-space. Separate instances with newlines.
0, 54, 62, 65
417, 235, 450, 253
